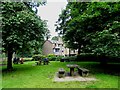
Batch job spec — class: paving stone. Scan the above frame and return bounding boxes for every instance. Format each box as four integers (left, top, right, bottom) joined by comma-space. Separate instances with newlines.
54, 72, 97, 82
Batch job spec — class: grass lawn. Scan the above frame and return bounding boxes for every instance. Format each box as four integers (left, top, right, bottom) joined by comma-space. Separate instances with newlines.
2, 61, 119, 88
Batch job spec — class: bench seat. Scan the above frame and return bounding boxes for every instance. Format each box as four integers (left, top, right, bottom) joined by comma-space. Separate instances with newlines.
58, 68, 65, 78
35, 61, 41, 65
77, 67, 89, 77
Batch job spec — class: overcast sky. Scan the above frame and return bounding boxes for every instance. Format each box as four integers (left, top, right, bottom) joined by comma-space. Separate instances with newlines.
37, 1, 67, 38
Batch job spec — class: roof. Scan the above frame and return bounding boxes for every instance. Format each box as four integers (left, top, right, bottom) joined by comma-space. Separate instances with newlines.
51, 40, 63, 44
43, 36, 63, 45
43, 40, 53, 45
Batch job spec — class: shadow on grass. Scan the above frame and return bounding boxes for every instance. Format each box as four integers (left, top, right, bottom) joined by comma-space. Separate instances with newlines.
2, 64, 37, 74
2, 61, 120, 76
79, 62, 120, 76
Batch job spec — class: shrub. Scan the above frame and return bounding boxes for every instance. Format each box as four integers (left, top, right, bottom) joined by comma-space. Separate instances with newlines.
47, 54, 56, 61
76, 53, 98, 62
68, 56, 77, 61
46, 54, 64, 61
56, 56, 64, 61
23, 58, 32, 62
47, 54, 56, 57
32, 54, 43, 61
60, 56, 77, 62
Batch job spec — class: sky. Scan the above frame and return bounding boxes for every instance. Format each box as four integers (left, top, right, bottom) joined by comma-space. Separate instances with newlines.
37, 0, 67, 38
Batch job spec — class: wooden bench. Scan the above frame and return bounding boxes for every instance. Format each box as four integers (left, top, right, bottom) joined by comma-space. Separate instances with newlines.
77, 67, 89, 77
43, 60, 49, 65
35, 60, 41, 65
58, 68, 65, 78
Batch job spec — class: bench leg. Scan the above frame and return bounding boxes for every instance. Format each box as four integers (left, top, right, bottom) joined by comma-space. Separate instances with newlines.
39, 61, 41, 65
82, 72, 89, 77
70, 68, 74, 76
43, 61, 45, 65
46, 61, 48, 65
58, 72, 65, 78
78, 69, 82, 76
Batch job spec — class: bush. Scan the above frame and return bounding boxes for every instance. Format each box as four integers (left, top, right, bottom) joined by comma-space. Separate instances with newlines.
61, 56, 77, 62
76, 53, 120, 63
23, 58, 32, 62
47, 54, 55, 57
76, 53, 98, 62
32, 54, 44, 61
46, 54, 64, 61
68, 56, 77, 61
56, 56, 64, 61
47, 54, 57, 61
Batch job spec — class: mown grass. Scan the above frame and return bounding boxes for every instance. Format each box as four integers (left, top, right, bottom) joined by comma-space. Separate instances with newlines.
2, 61, 119, 88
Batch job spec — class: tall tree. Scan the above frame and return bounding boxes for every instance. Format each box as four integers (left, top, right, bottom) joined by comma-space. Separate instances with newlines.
51, 36, 59, 41
55, 2, 90, 54
23, 1, 46, 14
43, 20, 51, 40
56, 2, 120, 58
2, 2, 47, 70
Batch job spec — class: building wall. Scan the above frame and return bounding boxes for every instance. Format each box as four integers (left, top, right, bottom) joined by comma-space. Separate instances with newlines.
42, 37, 78, 56
42, 41, 54, 55
63, 48, 69, 56
52, 37, 65, 56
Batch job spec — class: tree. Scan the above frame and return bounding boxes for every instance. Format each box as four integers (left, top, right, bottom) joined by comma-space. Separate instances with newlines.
43, 20, 51, 40
23, 1, 46, 14
91, 21, 120, 57
55, 2, 90, 54
51, 36, 59, 41
56, 2, 120, 58
2, 2, 47, 70
82, 2, 120, 57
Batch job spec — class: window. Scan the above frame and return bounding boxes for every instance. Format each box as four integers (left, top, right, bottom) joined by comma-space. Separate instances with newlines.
74, 50, 75, 53
55, 48, 60, 52
58, 44, 61, 47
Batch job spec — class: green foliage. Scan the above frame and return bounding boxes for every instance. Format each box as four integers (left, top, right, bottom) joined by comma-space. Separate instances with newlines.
64, 56, 77, 62
76, 53, 99, 62
51, 36, 59, 41
47, 54, 57, 61
2, 2, 47, 53
43, 22, 51, 40
1, 2, 48, 69
32, 54, 44, 61
23, 58, 32, 62
47, 54, 55, 57
57, 56, 64, 61
56, 2, 120, 58
23, 1, 46, 14
46, 54, 64, 61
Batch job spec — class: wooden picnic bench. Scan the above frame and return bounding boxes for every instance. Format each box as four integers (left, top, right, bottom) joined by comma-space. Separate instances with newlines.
58, 68, 65, 78
43, 60, 49, 65
67, 64, 78, 76
77, 67, 89, 77
35, 60, 41, 65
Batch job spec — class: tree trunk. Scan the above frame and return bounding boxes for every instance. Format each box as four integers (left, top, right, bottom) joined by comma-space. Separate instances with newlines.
69, 48, 71, 56
78, 45, 81, 54
7, 49, 13, 70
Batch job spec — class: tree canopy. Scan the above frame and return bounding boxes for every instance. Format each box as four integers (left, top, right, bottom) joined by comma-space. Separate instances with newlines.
55, 2, 120, 57
51, 36, 59, 41
1, 2, 48, 69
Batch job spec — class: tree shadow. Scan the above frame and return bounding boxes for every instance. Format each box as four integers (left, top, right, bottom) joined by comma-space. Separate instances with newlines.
85, 63, 120, 76
2, 64, 38, 75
